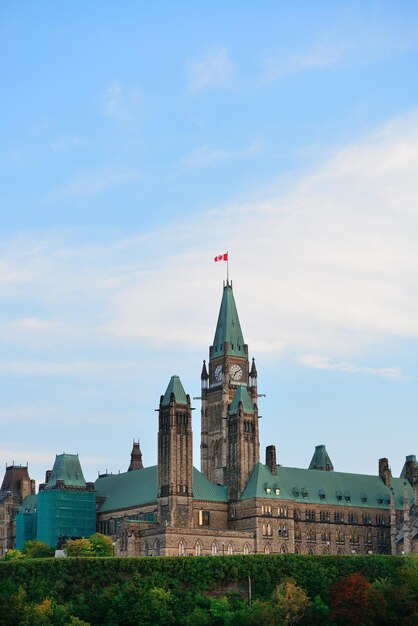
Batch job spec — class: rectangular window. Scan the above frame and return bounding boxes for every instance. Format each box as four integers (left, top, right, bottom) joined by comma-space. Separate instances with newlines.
198, 510, 210, 526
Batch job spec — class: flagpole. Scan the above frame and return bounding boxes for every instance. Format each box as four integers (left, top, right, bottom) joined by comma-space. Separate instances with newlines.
227, 251, 229, 284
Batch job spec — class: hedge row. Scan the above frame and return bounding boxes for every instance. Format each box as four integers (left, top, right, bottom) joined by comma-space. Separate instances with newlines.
0, 553, 414, 604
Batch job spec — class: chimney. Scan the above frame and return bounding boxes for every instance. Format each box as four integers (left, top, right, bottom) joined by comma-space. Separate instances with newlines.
379, 458, 392, 487
266, 445, 277, 475
45, 469, 52, 483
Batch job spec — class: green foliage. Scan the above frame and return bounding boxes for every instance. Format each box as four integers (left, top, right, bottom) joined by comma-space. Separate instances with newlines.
88, 533, 113, 557
0, 553, 416, 625
2, 549, 27, 561
64, 533, 112, 557
23, 540, 55, 559
65, 538, 93, 557
272, 578, 310, 625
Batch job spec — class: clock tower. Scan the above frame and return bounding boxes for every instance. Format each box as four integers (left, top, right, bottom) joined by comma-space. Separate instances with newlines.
201, 281, 259, 488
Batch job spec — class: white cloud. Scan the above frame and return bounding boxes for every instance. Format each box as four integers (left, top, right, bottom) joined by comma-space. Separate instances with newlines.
180, 142, 259, 169
187, 45, 234, 91
51, 168, 141, 198
104, 82, 142, 122
49, 135, 83, 153
2, 109, 418, 364
0, 360, 135, 376
264, 43, 346, 81
262, 17, 418, 83
298, 354, 402, 379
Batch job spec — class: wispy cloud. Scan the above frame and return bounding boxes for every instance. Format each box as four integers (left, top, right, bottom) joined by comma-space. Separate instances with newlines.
298, 354, 402, 379
262, 17, 418, 83
179, 141, 259, 169
187, 44, 234, 92
103, 82, 142, 122
0, 448, 104, 467
264, 43, 346, 81
51, 167, 141, 199
2, 109, 418, 362
0, 360, 136, 376
49, 135, 83, 153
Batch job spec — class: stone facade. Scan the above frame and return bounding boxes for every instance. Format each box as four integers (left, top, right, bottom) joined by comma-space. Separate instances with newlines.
0, 464, 35, 556
4, 281, 418, 556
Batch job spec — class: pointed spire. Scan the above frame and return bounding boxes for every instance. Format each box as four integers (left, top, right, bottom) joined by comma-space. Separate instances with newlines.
250, 358, 257, 378
201, 360, 209, 390
309, 444, 334, 471
211, 283, 245, 359
229, 385, 254, 414
161, 375, 189, 406
201, 360, 209, 380
128, 440, 143, 471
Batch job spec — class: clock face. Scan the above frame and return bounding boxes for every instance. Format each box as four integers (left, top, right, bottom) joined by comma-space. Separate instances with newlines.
214, 364, 223, 382
229, 363, 243, 381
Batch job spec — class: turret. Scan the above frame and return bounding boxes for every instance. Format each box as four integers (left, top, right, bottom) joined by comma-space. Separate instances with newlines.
158, 376, 193, 527
402, 482, 411, 554
309, 445, 334, 471
128, 440, 143, 471
201, 360, 209, 390
226, 385, 260, 500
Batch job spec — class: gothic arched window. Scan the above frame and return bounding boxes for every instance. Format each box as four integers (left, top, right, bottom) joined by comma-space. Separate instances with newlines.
153, 539, 160, 556
178, 540, 186, 556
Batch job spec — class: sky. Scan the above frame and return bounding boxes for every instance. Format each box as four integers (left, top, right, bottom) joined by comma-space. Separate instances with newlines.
1, 1, 418, 487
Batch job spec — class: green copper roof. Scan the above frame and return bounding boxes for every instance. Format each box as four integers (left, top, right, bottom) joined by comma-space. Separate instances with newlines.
95, 466, 227, 513
241, 463, 414, 511
309, 445, 334, 471
45, 454, 87, 489
212, 284, 245, 358
17, 494, 38, 514
95, 466, 158, 512
161, 375, 188, 406
229, 385, 254, 414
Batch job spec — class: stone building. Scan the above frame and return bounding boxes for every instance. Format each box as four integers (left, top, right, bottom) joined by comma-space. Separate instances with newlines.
0, 464, 35, 556
93, 281, 416, 556
6, 281, 418, 555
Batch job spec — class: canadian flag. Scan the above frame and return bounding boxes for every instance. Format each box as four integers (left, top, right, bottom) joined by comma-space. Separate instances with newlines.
214, 253, 228, 262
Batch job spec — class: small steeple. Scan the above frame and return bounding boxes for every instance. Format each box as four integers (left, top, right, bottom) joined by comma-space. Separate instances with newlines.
309, 444, 334, 471
249, 358, 257, 386
211, 283, 246, 359
229, 385, 255, 414
128, 440, 143, 471
201, 360, 209, 390
161, 375, 189, 406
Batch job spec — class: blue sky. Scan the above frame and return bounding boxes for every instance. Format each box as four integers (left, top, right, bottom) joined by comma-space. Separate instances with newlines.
1, 1, 418, 486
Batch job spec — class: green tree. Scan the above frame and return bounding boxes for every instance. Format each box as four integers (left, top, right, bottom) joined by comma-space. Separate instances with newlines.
272, 578, 311, 625
64, 534, 113, 557
3, 549, 27, 561
23, 540, 55, 558
64, 538, 92, 557
88, 533, 113, 557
